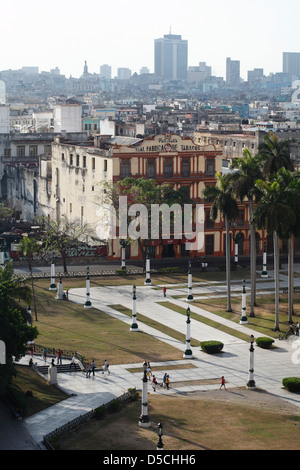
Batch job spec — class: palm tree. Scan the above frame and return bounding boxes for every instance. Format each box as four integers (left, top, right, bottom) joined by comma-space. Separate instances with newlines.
18, 236, 41, 321
203, 173, 239, 312
258, 133, 294, 178
228, 148, 263, 317
253, 169, 297, 331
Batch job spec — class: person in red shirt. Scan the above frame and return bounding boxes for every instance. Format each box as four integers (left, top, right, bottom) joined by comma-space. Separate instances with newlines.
219, 376, 226, 390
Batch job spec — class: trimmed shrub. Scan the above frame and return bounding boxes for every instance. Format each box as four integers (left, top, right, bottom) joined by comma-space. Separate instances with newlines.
107, 398, 121, 413
200, 341, 224, 354
282, 377, 300, 393
160, 267, 180, 273
94, 405, 106, 420
116, 269, 127, 276
255, 337, 274, 349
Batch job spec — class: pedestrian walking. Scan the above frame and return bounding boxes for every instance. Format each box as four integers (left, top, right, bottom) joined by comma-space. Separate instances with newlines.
86, 363, 92, 378
162, 372, 167, 388
57, 348, 62, 365
152, 375, 158, 392
219, 376, 226, 390
102, 359, 110, 375
91, 360, 96, 376
30, 345, 34, 357
296, 322, 300, 336
165, 375, 170, 390
163, 286, 167, 297
70, 356, 76, 370
147, 362, 152, 381
43, 348, 47, 362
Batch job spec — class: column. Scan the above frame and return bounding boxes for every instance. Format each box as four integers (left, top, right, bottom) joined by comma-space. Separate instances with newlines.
138, 361, 150, 427
84, 266, 92, 308
186, 261, 193, 301
246, 335, 256, 390
261, 241, 268, 278
49, 255, 57, 290
183, 306, 193, 358
130, 285, 138, 331
239, 279, 248, 324
144, 249, 151, 285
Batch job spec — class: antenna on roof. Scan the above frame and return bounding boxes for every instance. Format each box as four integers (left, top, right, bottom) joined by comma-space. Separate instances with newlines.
169, 26, 172, 34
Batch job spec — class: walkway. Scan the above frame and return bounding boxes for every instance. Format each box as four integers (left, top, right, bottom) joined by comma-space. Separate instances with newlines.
8, 265, 300, 448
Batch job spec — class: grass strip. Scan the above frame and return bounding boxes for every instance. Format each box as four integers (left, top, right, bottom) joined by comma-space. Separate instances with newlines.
109, 304, 201, 347
157, 301, 252, 342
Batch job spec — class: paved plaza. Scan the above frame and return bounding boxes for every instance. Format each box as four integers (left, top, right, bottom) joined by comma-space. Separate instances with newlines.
8, 265, 300, 448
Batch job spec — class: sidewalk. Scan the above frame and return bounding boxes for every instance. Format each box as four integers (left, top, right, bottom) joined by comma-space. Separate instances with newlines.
10, 265, 300, 448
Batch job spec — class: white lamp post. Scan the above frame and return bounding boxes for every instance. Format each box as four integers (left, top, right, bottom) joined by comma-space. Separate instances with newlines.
186, 261, 193, 301
157, 422, 164, 450
49, 255, 57, 291
144, 249, 151, 285
183, 306, 193, 358
239, 279, 248, 324
246, 335, 256, 390
139, 361, 150, 427
261, 241, 268, 278
130, 285, 138, 331
84, 266, 92, 308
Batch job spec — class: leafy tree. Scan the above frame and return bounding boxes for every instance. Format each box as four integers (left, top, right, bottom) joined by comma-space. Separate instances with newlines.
101, 177, 187, 267
258, 132, 294, 178
35, 216, 92, 274
202, 173, 239, 312
228, 148, 263, 317
253, 169, 298, 331
18, 236, 41, 321
0, 261, 38, 395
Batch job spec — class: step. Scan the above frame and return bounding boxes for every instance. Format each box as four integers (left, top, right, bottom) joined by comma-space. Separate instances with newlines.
36, 363, 83, 374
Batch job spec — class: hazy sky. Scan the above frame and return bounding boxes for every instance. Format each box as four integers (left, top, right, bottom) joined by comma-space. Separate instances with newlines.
1, 0, 299, 80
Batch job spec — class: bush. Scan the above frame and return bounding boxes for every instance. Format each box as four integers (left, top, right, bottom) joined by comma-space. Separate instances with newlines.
256, 337, 274, 349
94, 405, 106, 420
200, 341, 224, 354
282, 377, 300, 393
160, 267, 180, 273
107, 398, 121, 413
116, 269, 127, 276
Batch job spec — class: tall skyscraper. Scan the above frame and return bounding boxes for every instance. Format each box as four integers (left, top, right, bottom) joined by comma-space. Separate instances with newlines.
283, 52, 300, 78
154, 34, 188, 80
100, 64, 112, 80
226, 57, 240, 86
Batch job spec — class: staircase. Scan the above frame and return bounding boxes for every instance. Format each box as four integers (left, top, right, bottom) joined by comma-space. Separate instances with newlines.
36, 362, 83, 375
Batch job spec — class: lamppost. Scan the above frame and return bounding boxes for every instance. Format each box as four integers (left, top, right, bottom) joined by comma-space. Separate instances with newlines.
186, 261, 193, 302
49, 254, 57, 291
183, 306, 193, 358
239, 279, 248, 324
246, 335, 256, 390
84, 266, 92, 308
139, 361, 150, 427
144, 248, 151, 285
27, 305, 32, 326
130, 285, 138, 331
157, 422, 164, 450
234, 234, 239, 264
120, 240, 127, 271
261, 241, 268, 278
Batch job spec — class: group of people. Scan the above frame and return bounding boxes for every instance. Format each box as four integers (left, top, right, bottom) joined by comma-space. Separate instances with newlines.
150, 369, 170, 392
85, 359, 110, 378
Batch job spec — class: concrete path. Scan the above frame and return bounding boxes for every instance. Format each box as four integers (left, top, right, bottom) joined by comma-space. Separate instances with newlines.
6, 265, 300, 449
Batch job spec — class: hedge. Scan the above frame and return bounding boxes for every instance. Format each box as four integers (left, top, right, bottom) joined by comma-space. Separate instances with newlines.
200, 341, 224, 354
282, 377, 300, 393
255, 337, 274, 349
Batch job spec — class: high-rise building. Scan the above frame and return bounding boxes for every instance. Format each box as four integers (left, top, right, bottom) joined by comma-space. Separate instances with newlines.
226, 57, 240, 86
283, 52, 300, 78
154, 34, 188, 80
100, 64, 112, 80
117, 68, 131, 80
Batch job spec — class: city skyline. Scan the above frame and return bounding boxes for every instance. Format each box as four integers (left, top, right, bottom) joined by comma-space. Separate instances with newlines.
1, 0, 300, 80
